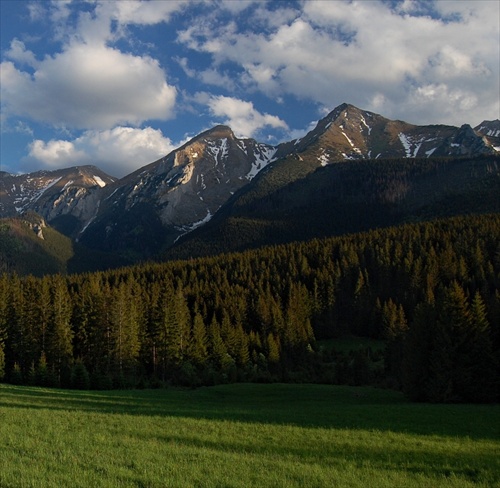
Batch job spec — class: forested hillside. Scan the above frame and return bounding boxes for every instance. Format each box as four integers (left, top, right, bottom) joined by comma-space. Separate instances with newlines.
1, 214, 499, 402
0, 213, 74, 276
0, 214, 128, 276
167, 154, 500, 259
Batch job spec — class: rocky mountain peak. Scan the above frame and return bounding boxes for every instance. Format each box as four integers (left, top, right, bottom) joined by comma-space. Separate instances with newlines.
2, 103, 499, 263
0, 165, 114, 219
475, 119, 500, 151
198, 124, 235, 140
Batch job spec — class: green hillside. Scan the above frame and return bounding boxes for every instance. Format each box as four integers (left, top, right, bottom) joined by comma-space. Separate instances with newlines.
0, 214, 128, 276
0, 214, 74, 276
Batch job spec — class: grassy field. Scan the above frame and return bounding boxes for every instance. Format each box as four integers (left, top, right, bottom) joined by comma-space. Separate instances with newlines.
0, 383, 498, 487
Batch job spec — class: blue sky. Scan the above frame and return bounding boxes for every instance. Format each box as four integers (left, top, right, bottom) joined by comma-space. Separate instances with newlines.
1, 0, 499, 178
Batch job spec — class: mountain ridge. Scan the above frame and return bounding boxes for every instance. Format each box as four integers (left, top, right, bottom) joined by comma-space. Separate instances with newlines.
1, 103, 499, 269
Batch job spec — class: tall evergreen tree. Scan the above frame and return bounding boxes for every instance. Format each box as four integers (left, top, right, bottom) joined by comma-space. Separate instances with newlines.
189, 309, 208, 367
465, 291, 498, 402
208, 315, 229, 370
46, 276, 73, 383
109, 281, 140, 378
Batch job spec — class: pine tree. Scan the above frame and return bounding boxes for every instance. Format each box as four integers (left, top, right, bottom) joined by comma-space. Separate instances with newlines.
9, 362, 23, 385
465, 292, 498, 402
46, 276, 73, 383
266, 333, 280, 365
234, 322, 250, 367
109, 281, 141, 378
37, 278, 51, 357
189, 309, 208, 367
18, 277, 43, 372
208, 315, 229, 370
427, 282, 471, 402
34, 352, 49, 386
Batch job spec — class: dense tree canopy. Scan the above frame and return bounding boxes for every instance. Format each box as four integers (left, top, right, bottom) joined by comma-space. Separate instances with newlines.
1, 214, 499, 401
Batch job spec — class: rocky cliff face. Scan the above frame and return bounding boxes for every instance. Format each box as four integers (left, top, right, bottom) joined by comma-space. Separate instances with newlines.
475, 120, 500, 152
111, 125, 276, 229
0, 166, 114, 220
1, 103, 498, 258
73, 125, 277, 252
289, 103, 496, 164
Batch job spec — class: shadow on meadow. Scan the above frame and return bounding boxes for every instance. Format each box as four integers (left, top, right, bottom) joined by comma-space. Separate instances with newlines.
1, 383, 499, 441
150, 430, 494, 484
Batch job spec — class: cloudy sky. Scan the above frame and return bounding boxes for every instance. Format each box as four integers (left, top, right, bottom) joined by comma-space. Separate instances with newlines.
1, 0, 499, 178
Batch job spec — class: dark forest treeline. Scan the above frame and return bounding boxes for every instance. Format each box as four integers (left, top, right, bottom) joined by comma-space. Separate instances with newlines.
1, 213, 499, 401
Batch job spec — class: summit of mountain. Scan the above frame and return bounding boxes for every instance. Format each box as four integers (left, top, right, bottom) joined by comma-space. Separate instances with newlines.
0, 165, 115, 224
1, 102, 499, 271
287, 103, 496, 164
74, 123, 277, 257
475, 119, 500, 151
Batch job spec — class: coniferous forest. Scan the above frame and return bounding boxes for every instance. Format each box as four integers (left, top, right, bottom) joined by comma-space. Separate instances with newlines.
0, 213, 499, 402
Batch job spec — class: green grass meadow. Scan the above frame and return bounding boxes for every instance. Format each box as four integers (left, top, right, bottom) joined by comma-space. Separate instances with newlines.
0, 383, 499, 487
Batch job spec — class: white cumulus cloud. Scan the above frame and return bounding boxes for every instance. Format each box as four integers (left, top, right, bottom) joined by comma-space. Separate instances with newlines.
27, 127, 176, 177
205, 95, 289, 138
29, 139, 88, 168
177, 0, 500, 127
1, 43, 176, 130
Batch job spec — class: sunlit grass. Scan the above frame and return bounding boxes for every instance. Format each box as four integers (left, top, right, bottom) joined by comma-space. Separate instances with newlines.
0, 383, 499, 487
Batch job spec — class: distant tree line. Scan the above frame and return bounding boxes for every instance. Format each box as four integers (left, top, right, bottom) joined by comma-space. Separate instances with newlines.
0, 214, 499, 402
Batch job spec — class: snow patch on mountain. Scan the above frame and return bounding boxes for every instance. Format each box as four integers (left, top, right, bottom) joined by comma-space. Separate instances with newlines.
179, 163, 195, 184
174, 209, 215, 242
360, 115, 372, 135
33, 177, 62, 201
398, 133, 412, 157
246, 146, 277, 180
63, 180, 74, 191
236, 140, 248, 155
207, 138, 229, 165
318, 153, 329, 166
13, 176, 63, 212
477, 126, 500, 137
93, 175, 107, 187
340, 125, 362, 154
198, 173, 207, 190
398, 133, 426, 158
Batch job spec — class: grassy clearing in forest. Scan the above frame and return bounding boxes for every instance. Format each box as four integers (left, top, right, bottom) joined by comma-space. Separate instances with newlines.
0, 383, 499, 487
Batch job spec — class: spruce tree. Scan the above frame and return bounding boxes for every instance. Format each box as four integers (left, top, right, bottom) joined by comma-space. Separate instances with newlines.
109, 281, 140, 378
208, 315, 228, 370
189, 309, 208, 367
465, 291, 498, 402
46, 276, 73, 383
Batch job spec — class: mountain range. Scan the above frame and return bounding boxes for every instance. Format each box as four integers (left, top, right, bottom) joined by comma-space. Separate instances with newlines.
1, 103, 499, 273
